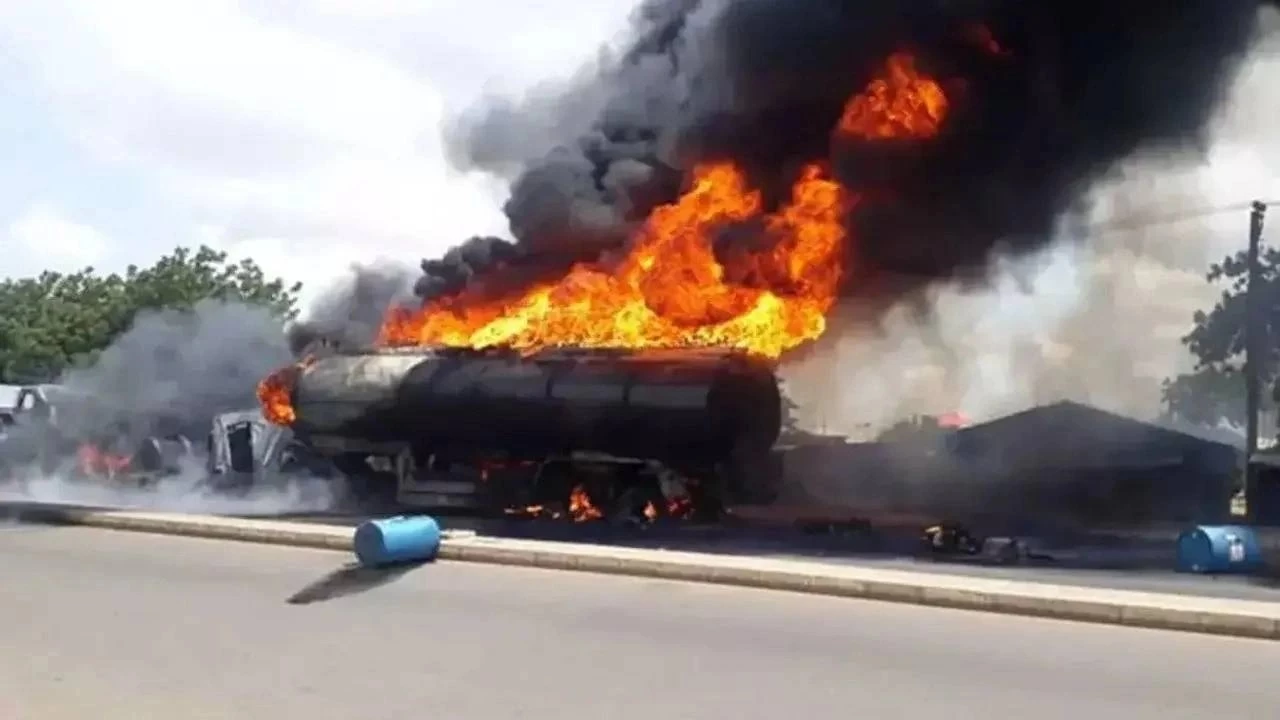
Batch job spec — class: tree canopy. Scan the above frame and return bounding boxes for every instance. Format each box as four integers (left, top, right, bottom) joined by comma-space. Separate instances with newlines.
0, 245, 301, 384
1162, 246, 1280, 426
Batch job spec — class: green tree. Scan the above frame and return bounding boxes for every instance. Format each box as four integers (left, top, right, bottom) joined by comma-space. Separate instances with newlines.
0, 245, 301, 383
1162, 247, 1280, 427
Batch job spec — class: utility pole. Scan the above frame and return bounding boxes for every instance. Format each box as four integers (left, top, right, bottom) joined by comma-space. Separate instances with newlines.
1245, 200, 1267, 521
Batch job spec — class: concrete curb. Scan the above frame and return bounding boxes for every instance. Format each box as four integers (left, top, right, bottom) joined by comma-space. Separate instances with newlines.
20, 507, 1280, 641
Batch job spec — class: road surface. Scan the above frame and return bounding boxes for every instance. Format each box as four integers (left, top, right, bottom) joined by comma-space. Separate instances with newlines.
3, 523, 1280, 719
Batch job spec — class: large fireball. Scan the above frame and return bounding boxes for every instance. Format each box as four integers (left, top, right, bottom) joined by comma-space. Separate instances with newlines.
375, 52, 949, 361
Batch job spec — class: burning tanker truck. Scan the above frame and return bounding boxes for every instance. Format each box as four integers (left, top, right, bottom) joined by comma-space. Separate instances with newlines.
257, 346, 784, 519
257, 1, 1267, 518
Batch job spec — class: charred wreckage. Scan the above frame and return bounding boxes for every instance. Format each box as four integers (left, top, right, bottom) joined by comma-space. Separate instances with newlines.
0, 345, 788, 523
0, 384, 194, 486
256, 345, 785, 521
0, 382, 327, 498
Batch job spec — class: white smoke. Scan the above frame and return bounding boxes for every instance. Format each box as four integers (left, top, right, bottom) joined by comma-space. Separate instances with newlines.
0, 457, 344, 516
0, 297, 349, 515
783, 7, 1280, 439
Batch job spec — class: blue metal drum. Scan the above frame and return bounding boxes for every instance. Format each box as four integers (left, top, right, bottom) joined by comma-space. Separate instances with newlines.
1175, 525, 1263, 574
353, 515, 442, 568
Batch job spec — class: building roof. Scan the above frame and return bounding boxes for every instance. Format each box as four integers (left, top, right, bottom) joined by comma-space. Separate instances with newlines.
947, 400, 1242, 471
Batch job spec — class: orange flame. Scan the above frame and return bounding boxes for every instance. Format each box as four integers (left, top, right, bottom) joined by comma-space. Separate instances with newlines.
568, 484, 603, 522
666, 495, 694, 519
506, 488, 695, 523
256, 356, 314, 426
377, 52, 949, 358
77, 444, 131, 477
260, 52, 952, 426
379, 163, 847, 359
837, 52, 949, 140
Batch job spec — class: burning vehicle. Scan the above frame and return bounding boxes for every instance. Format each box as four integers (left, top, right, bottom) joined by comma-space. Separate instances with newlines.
0, 384, 194, 486
258, 346, 783, 519
255, 47, 916, 518
205, 408, 333, 492
255, 1, 1264, 520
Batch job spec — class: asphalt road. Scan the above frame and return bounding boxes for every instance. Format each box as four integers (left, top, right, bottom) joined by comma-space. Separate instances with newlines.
3, 524, 1280, 719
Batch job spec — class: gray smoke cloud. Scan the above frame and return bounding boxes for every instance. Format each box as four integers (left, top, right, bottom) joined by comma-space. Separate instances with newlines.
780, 7, 1280, 464
433, 1, 1278, 441
287, 261, 417, 355
59, 298, 293, 441
776, 8, 1280, 510
426, 0, 1269, 310
447, 0, 710, 209
0, 298, 345, 513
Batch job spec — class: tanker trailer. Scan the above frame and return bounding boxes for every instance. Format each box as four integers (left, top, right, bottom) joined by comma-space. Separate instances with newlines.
261, 346, 784, 516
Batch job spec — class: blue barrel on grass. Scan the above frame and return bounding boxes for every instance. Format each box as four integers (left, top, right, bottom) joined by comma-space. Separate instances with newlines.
353, 515, 442, 568
1175, 525, 1263, 574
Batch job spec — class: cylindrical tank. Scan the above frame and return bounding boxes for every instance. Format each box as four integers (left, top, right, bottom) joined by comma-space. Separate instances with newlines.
289, 347, 782, 467
1175, 524, 1264, 574
353, 515, 442, 567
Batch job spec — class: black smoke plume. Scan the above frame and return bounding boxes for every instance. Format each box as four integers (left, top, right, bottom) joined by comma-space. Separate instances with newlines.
419, 0, 1268, 306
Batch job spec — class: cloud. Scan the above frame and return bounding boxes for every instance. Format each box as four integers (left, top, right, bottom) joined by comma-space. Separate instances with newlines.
3, 204, 109, 277
0, 0, 633, 306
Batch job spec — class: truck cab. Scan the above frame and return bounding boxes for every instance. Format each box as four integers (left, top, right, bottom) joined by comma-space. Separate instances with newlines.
207, 409, 326, 490
13, 386, 51, 421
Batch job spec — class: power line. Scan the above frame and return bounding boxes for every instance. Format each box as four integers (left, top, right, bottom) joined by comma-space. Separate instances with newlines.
1076, 201, 1275, 237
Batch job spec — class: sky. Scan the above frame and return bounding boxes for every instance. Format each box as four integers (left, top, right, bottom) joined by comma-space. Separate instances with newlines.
1, 0, 1277, 321
0, 0, 636, 310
